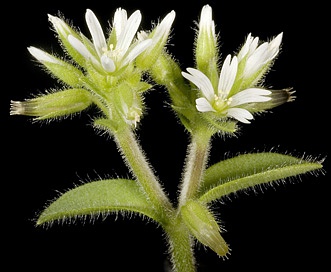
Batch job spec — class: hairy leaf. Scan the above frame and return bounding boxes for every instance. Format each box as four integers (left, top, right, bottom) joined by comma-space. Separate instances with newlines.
199, 152, 323, 203
37, 179, 161, 226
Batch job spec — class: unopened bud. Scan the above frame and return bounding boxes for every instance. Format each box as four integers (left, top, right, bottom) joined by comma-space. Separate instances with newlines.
10, 88, 92, 120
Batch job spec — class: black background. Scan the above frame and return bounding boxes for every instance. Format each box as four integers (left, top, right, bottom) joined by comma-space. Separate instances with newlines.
3, 0, 329, 271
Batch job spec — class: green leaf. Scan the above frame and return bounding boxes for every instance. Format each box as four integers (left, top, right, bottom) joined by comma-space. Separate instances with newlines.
37, 179, 162, 226
198, 152, 324, 203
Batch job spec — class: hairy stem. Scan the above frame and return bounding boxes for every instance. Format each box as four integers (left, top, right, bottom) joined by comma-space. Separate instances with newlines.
178, 131, 211, 208
165, 216, 196, 272
114, 126, 173, 217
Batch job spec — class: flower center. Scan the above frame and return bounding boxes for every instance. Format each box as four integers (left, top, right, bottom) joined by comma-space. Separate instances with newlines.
103, 44, 123, 61
213, 94, 231, 114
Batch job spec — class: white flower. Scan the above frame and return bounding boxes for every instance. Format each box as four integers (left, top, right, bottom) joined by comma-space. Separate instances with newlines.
182, 54, 272, 124
237, 32, 283, 79
67, 8, 152, 73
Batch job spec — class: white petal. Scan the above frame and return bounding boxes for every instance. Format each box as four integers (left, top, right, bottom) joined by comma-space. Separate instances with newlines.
244, 33, 282, 78
244, 42, 269, 77
218, 55, 238, 97
113, 8, 128, 38
182, 68, 215, 101
267, 32, 283, 60
248, 36, 259, 57
48, 15, 71, 37
199, 5, 215, 39
101, 55, 116, 72
227, 108, 253, 123
85, 9, 107, 57
121, 39, 152, 68
237, 33, 252, 61
237, 34, 259, 62
230, 88, 271, 107
68, 35, 99, 66
116, 10, 142, 57
27, 46, 61, 64
196, 98, 215, 112
150, 10, 176, 46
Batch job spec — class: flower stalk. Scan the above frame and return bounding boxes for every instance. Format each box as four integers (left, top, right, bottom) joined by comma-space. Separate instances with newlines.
178, 130, 212, 208
113, 126, 174, 216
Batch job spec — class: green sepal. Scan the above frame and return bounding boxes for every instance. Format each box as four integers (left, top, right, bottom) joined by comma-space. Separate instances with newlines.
198, 152, 324, 203
202, 114, 237, 135
42, 59, 86, 88
36, 179, 162, 226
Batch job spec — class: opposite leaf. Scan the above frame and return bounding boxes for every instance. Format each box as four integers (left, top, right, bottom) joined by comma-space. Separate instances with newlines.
36, 179, 161, 226
199, 152, 323, 203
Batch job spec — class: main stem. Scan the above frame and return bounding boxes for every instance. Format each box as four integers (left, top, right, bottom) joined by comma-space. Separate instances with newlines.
114, 126, 173, 215
165, 216, 196, 272
178, 131, 211, 208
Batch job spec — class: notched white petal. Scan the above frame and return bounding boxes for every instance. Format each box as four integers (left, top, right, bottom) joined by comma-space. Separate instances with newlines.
113, 8, 128, 38
218, 55, 238, 96
116, 10, 142, 56
183, 68, 215, 101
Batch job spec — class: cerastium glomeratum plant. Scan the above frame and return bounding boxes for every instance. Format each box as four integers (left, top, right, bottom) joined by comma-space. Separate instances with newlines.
10, 5, 324, 272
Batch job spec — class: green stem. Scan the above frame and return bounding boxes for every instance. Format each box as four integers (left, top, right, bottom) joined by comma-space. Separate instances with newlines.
114, 126, 173, 216
165, 216, 196, 272
178, 131, 211, 208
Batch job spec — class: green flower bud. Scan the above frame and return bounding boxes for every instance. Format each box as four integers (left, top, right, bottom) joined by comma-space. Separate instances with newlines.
195, 4, 219, 86
245, 88, 295, 113
111, 80, 151, 128
10, 88, 93, 120
181, 200, 229, 257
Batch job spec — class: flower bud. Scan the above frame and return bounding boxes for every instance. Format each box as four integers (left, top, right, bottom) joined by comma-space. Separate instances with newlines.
195, 5, 219, 85
10, 88, 93, 120
28, 47, 85, 87
181, 200, 229, 257
244, 88, 295, 113
48, 14, 87, 67
136, 10, 176, 70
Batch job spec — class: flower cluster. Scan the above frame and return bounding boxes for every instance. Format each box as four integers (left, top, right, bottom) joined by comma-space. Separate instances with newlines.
11, 8, 175, 129
10, 5, 293, 133
182, 5, 292, 125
